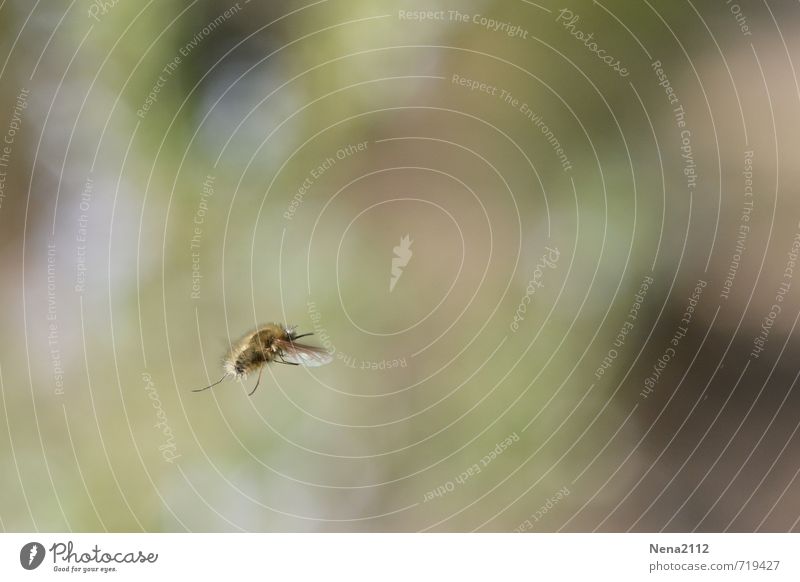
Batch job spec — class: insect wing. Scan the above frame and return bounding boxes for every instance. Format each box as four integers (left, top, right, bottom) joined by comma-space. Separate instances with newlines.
275, 340, 333, 367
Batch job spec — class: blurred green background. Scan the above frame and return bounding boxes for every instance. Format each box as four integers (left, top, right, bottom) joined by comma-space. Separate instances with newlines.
2, 0, 800, 532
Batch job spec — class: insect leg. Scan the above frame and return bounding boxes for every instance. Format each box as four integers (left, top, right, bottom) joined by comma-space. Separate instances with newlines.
277, 353, 299, 365
248, 366, 264, 396
291, 332, 313, 340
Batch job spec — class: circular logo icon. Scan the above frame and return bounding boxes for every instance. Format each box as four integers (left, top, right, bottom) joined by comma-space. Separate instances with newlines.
20, 542, 46, 570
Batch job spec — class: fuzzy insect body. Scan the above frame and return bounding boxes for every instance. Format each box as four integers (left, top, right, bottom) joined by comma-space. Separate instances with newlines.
194, 323, 332, 395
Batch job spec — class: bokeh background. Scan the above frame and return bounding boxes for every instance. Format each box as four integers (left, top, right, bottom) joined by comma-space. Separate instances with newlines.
1, 0, 800, 532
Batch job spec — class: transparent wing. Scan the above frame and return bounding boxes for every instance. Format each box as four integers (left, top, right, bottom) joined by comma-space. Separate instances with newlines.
274, 339, 333, 367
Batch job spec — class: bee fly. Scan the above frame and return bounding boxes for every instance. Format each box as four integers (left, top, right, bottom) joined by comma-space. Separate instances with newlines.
193, 323, 332, 395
